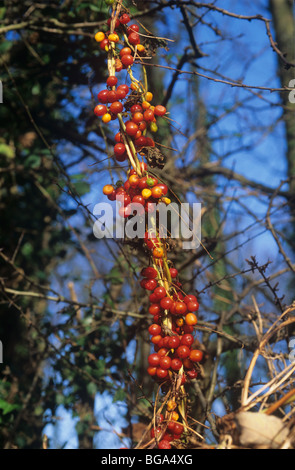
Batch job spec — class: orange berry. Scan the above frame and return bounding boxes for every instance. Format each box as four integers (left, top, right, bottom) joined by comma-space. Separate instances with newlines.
189, 349, 203, 362
131, 83, 140, 91
175, 317, 184, 327
153, 247, 164, 258
145, 92, 153, 102
103, 184, 115, 195
102, 113, 111, 123
142, 100, 150, 109
128, 174, 140, 187
151, 186, 163, 198
108, 33, 120, 43
136, 44, 145, 53
94, 31, 105, 42
185, 313, 198, 326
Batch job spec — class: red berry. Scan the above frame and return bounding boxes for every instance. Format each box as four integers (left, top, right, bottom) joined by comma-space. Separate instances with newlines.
107, 18, 120, 28
130, 104, 143, 113
153, 286, 166, 300
189, 349, 203, 362
147, 366, 157, 376
169, 267, 178, 278
134, 136, 147, 148
141, 266, 157, 279
140, 278, 157, 291
148, 353, 160, 366
127, 24, 140, 34
168, 335, 181, 349
120, 13, 131, 24
159, 356, 171, 370
171, 358, 182, 370
97, 89, 109, 103
176, 345, 190, 359
106, 75, 118, 87
157, 347, 169, 357
115, 132, 123, 143
94, 104, 107, 116
174, 301, 187, 315
154, 105, 166, 116
132, 194, 145, 205
109, 101, 123, 114
150, 426, 162, 439
114, 143, 126, 156
107, 90, 118, 103
117, 83, 129, 94
128, 32, 140, 45
120, 47, 132, 57
156, 367, 168, 379
125, 120, 139, 136
149, 303, 161, 315
148, 323, 162, 336
173, 422, 184, 435
99, 38, 109, 50
121, 54, 134, 67
158, 440, 171, 449
184, 294, 197, 304
167, 421, 176, 432
138, 176, 148, 189
160, 297, 174, 310
187, 300, 199, 312
143, 109, 155, 122
181, 334, 194, 347
186, 369, 198, 379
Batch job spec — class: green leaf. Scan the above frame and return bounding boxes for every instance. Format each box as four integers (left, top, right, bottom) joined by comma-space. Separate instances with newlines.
24, 154, 41, 169
0, 143, 15, 159
0, 398, 20, 415
21, 242, 33, 257
113, 388, 126, 403
86, 382, 97, 396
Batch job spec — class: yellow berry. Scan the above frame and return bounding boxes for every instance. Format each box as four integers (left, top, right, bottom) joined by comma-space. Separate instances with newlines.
150, 121, 158, 133
94, 31, 105, 42
142, 100, 150, 109
108, 33, 119, 43
167, 400, 177, 412
142, 188, 152, 199
162, 197, 171, 205
102, 113, 111, 123
145, 92, 153, 102
171, 411, 179, 421
136, 44, 145, 53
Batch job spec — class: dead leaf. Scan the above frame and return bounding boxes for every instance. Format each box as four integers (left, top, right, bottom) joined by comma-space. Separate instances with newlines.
235, 411, 289, 449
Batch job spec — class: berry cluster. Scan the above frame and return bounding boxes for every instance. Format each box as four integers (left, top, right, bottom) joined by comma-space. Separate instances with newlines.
96, 1, 204, 450
94, 9, 167, 156
142, 266, 202, 383
103, 163, 171, 218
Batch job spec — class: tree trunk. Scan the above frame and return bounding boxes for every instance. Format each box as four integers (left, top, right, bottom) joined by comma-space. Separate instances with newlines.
269, 0, 295, 209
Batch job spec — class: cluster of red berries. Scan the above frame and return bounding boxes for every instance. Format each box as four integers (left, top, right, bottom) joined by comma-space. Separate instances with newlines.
140, 266, 202, 381
94, 10, 167, 160
103, 162, 171, 219
150, 411, 185, 449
